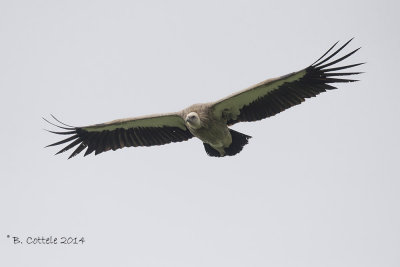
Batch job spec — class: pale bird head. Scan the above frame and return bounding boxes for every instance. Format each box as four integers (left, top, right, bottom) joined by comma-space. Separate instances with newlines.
185, 112, 201, 129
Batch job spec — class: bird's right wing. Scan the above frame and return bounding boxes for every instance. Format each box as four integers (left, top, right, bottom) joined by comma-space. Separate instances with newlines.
211, 39, 364, 125
45, 113, 193, 159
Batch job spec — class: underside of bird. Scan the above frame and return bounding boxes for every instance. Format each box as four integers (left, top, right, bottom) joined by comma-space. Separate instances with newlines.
202, 129, 252, 157
44, 39, 363, 159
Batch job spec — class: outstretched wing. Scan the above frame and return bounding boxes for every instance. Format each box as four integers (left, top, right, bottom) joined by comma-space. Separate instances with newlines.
211, 39, 364, 125
45, 113, 193, 159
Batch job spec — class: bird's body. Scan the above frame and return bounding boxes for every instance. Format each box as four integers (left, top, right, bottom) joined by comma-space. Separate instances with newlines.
181, 103, 231, 155
45, 39, 363, 158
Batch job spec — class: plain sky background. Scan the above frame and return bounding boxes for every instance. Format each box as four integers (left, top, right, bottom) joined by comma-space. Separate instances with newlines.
1, 0, 399, 266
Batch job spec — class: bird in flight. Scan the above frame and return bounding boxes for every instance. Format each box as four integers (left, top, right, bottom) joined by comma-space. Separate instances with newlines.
45, 39, 363, 159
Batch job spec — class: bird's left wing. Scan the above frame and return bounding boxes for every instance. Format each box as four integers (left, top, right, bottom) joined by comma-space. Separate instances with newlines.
45, 113, 193, 158
211, 39, 364, 125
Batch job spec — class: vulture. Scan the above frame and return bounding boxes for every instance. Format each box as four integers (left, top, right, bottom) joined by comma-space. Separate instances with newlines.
45, 39, 363, 158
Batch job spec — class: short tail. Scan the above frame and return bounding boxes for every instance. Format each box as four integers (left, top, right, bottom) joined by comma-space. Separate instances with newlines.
203, 129, 252, 157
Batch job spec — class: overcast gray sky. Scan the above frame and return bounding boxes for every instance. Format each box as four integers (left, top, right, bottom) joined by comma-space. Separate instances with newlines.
1, 0, 399, 266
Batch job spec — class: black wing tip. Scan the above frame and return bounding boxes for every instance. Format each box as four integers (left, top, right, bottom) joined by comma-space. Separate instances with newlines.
44, 116, 86, 158
322, 62, 366, 73
312, 38, 361, 68
43, 115, 75, 130
67, 153, 76, 159
308, 38, 364, 86
50, 114, 75, 128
